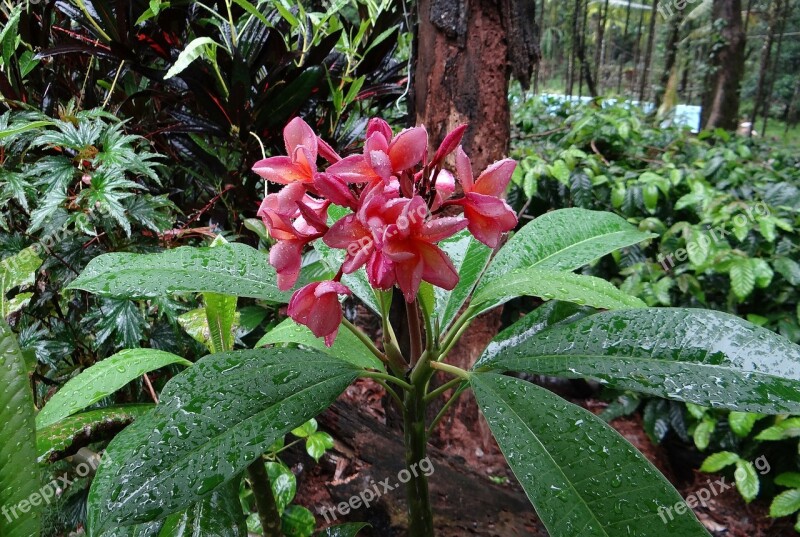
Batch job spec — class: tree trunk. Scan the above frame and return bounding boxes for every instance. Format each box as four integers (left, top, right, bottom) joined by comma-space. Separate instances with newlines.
748, 0, 779, 135
593, 0, 610, 91
631, 4, 646, 95
654, 5, 685, 111
637, 0, 659, 103
701, 0, 746, 131
411, 0, 539, 503
568, 0, 581, 95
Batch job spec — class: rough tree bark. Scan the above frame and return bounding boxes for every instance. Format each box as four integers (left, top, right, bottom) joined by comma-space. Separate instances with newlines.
411, 0, 539, 481
701, 0, 746, 131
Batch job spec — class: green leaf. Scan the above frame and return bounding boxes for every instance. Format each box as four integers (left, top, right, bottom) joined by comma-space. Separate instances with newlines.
471, 373, 709, 536
306, 431, 334, 462
775, 473, 800, 489
37, 404, 154, 463
728, 411, 763, 437
693, 417, 715, 450
0, 320, 41, 537
479, 209, 655, 296
68, 243, 289, 302
178, 308, 213, 351
282, 505, 316, 537
87, 348, 359, 532
101, 481, 247, 537
0, 247, 43, 317
204, 292, 237, 353
0, 120, 53, 140
775, 258, 800, 286
472, 267, 645, 312
729, 258, 755, 301
734, 459, 759, 503
699, 451, 739, 473
164, 37, 219, 79
36, 349, 191, 428
755, 418, 800, 441
256, 318, 383, 370
771, 489, 800, 518
316, 523, 370, 536
231, 0, 272, 27
291, 418, 318, 438
266, 461, 297, 514
475, 308, 800, 413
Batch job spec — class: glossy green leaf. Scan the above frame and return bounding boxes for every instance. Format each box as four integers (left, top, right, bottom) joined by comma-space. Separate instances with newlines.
730, 258, 755, 301
87, 348, 359, 533
776, 474, 800, 489
771, 489, 800, 518
266, 461, 297, 515
164, 37, 218, 79
472, 373, 709, 536
472, 268, 645, 312
204, 292, 237, 353
67, 243, 288, 302
100, 481, 247, 537
481, 302, 595, 363
177, 308, 214, 351
728, 411, 764, 437
37, 404, 154, 463
291, 418, 318, 438
316, 523, 370, 536
775, 257, 800, 286
256, 318, 382, 370
282, 505, 316, 537
36, 349, 191, 428
476, 308, 800, 414
0, 247, 42, 317
699, 451, 739, 473
433, 230, 491, 330
755, 418, 800, 441
734, 459, 759, 502
479, 208, 655, 293
306, 431, 334, 462
0, 320, 41, 537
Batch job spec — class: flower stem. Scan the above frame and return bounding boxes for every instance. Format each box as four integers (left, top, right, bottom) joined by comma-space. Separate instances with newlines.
403, 382, 435, 537
247, 458, 281, 537
407, 299, 423, 365
429, 361, 471, 380
424, 377, 464, 403
360, 371, 413, 392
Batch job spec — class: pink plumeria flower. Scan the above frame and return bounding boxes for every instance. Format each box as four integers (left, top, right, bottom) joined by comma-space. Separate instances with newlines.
382, 196, 467, 302
452, 147, 518, 248
327, 118, 428, 183
252, 117, 319, 185
287, 281, 351, 346
258, 183, 329, 290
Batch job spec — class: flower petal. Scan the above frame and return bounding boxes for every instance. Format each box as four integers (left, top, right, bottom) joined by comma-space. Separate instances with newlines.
314, 173, 358, 209
327, 154, 379, 183
284, 117, 318, 158
318, 136, 341, 164
252, 156, 309, 184
474, 158, 516, 197
388, 126, 428, 172
269, 240, 304, 290
455, 146, 474, 191
430, 169, 456, 211
431, 124, 468, 166
421, 216, 468, 242
417, 241, 460, 291
366, 118, 393, 144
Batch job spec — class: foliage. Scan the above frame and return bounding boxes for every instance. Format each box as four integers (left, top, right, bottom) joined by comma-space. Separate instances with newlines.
46, 117, 800, 537
510, 94, 800, 527
1, 0, 409, 227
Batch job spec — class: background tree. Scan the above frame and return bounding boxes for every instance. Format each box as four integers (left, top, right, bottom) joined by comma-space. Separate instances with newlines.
701, 0, 747, 130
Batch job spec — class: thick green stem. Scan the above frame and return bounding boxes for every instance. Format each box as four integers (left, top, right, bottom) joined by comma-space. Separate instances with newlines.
403, 381, 435, 537
247, 459, 281, 537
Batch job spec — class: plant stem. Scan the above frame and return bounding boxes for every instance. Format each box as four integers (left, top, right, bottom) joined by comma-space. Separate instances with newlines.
360, 371, 413, 391
407, 299, 423, 364
342, 317, 392, 366
428, 361, 471, 380
403, 383, 435, 537
427, 383, 468, 436
247, 458, 281, 537
424, 377, 464, 403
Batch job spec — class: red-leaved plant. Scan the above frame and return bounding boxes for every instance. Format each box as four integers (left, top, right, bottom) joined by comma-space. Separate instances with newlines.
61, 117, 800, 537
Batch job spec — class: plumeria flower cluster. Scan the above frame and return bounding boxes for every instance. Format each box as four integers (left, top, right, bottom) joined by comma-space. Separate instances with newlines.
253, 117, 517, 345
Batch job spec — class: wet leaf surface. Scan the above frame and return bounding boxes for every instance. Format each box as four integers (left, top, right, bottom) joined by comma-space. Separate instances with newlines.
472, 372, 710, 537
